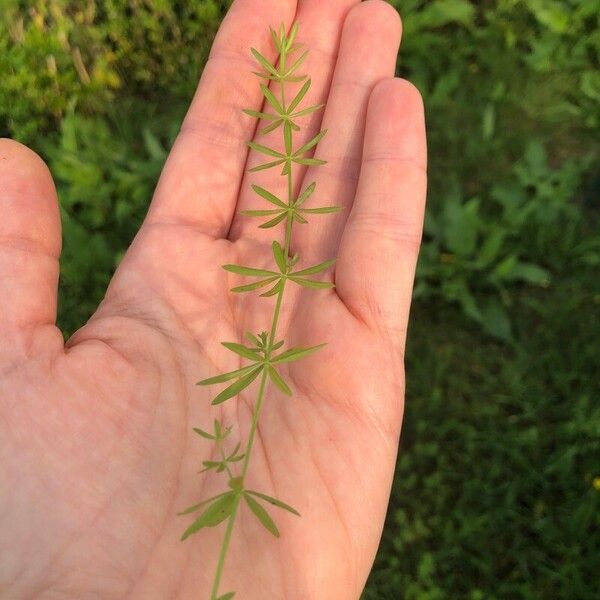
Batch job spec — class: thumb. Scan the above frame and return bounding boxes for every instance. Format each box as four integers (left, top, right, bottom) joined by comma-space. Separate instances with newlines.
0, 139, 63, 368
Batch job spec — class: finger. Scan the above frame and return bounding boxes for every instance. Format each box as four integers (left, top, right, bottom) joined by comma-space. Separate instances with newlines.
0, 139, 63, 366
335, 79, 427, 348
294, 0, 402, 263
229, 0, 359, 242
145, 0, 297, 238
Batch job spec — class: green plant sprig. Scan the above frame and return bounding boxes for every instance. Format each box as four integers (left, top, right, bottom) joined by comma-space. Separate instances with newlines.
178, 23, 339, 600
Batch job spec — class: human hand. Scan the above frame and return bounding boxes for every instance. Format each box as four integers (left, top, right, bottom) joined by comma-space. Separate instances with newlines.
0, 1, 426, 598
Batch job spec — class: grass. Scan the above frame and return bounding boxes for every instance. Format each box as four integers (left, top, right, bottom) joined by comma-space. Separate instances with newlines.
364, 268, 600, 598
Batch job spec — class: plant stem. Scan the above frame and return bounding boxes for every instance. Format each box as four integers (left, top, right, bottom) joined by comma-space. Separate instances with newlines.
209, 70, 296, 600
209, 494, 239, 600
284, 169, 293, 258
241, 368, 269, 480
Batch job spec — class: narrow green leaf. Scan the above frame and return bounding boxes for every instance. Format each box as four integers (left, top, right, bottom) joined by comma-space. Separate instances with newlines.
246, 490, 301, 516
216, 593, 235, 600
248, 141, 284, 159
251, 184, 287, 208
260, 119, 284, 135
214, 419, 222, 438
284, 120, 293, 155
260, 279, 284, 297
289, 277, 335, 289
227, 453, 245, 463
259, 213, 287, 229
260, 83, 283, 114
270, 26, 280, 51
244, 493, 280, 537
272, 343, 326, 364
285, 49, 308, 77
271, 340, 285, 351
197, 364, 258, 386
251, 70, 271, 80
223, 264, 278, 277
181, 493, 236, 540
177, 491, 230, 516
226, 442, 242, 460
292, 259, 336, 277
294, 182, 316, 207
231, 277, 279, 293
292, 212, 308, 224
281, 161, 292, 176
288, 79, 311, 113
211, 366, 264, 405
268, 365, 292, 396
200, 460, 222, 472
241, 209, 283, 217
293, 157, 327, 166
221, 342, 263, 361
192, 427, 215, 440
248, 159, 286, 172
299, 206, 342, 214
246, 331, 262, 347
286, 22, 299, 50
291, 103, 325, 118
272, 241, 287, 272
294, 130, 327, 156
251, 48, 279, 77
282, 74, 308, 83
242, 109, 279, 121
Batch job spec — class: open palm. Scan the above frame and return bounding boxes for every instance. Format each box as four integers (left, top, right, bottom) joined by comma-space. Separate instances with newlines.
0, 1, 426, 598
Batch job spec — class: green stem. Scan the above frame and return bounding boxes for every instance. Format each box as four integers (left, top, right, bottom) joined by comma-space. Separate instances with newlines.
209, 57, 296, 600
209, 494, 240, 600
210, 369, 268, 599
211, 216, 294, 598
284, 168, 293, 258
241, 368, 269, 479
268, 168, 294, 347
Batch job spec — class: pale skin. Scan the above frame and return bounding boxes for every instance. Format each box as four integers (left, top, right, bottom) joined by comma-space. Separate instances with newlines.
0, 0, 426, 598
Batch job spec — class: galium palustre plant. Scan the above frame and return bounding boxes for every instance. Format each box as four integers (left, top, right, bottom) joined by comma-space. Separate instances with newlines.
177, 22, 340, 600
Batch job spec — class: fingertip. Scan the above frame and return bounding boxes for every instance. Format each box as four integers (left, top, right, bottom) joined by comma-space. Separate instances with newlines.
0, 138, 61, 256
366, 78, 427, 172
0, 138, 56, 189
369, 78, 424, 119
0, 139, 63, 364
346, 0, 402, 41
344, 0, 402, 47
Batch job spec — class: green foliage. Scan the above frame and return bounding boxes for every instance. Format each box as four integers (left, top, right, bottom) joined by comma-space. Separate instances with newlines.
415, 140, 593, 340
243, 493, 280, 537
364, 266, 600, 599
0, 0, 227, 142
2, 1, 599, 597
390, 0, 599, 340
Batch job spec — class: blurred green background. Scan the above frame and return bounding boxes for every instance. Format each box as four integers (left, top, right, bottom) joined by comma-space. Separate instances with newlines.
1, 0, 599, 597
